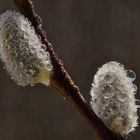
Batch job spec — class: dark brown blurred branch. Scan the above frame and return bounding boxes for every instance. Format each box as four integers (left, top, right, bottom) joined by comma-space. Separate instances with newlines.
13, 0, 124, 140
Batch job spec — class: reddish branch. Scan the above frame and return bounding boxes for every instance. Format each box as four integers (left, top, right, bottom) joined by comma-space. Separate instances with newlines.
13, 0, 124, 140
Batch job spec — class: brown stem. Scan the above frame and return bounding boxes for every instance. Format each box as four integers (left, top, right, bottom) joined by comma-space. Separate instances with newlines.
13, 0, 124, 140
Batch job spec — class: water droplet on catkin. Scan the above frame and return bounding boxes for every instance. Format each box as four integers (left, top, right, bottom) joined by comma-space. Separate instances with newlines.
116, 91, 128, 102
102, 85, 115, 98
126, 70, 136, 82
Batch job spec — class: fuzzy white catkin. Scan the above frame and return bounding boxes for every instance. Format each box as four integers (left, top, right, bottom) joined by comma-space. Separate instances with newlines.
0, 10, 53, 86
90, 61, 138, 135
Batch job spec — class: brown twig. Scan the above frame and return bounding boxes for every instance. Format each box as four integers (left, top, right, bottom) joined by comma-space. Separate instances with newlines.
13, 0, 124, 140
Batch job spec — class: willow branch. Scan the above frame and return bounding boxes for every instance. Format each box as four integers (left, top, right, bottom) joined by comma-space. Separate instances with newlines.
13, 0, 124, 140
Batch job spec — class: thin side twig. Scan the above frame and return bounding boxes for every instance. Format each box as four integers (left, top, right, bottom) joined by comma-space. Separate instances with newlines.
13, 0, 124, 140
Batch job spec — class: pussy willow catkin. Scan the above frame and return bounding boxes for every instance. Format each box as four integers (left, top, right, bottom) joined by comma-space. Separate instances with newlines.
90, 61, 138, 135
0, 10, 53, 86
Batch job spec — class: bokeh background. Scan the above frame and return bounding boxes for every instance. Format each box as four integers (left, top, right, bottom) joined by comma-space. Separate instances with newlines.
0, 0, 140, 140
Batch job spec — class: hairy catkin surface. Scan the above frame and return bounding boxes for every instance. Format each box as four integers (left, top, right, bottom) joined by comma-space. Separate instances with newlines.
0, 10, 53, 86
90, 61, 138, 135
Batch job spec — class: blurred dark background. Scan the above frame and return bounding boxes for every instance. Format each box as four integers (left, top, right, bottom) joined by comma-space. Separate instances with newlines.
0, 0, 140, 140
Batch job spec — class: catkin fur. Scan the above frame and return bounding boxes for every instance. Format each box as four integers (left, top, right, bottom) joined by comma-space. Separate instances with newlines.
0, 10, 53, 86
90, 61, 138, 134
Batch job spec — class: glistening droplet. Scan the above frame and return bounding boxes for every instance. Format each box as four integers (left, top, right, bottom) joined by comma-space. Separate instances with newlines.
102, 85, 115, 98
103, 111, 110, 120
104, 73, 114, 84
110, 105, 119, 115
41, 44, 46, 51
101, 97, 109, 106
126, 70, 136, 82
116, 91, 128, 102
36, 15, 42, 25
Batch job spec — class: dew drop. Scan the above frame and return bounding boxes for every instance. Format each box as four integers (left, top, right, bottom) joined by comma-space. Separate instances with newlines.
102, 85, 115, 98
98, 111, 103, 117
28, 69, 34, 76
104, 73, 114, 84
116, 91, 128, 102
37, 53, 42, 59
103, 111, 110, 120
46, 53, 51, 60
110, 105, 119, 114
41, 44, 46, 51
36, 15, 42, 25
101, 97, 109, 106
126, 70, 136, 82
38, 35, 41, 41
47, 63, 53, 71
23, 33, 28, 39
18, 62, 23, 68
93, 98, 98, 104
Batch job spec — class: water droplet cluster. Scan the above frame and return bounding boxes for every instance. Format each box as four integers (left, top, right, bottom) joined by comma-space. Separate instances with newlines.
0, 10, 53, 86
90, 61, 138, 134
